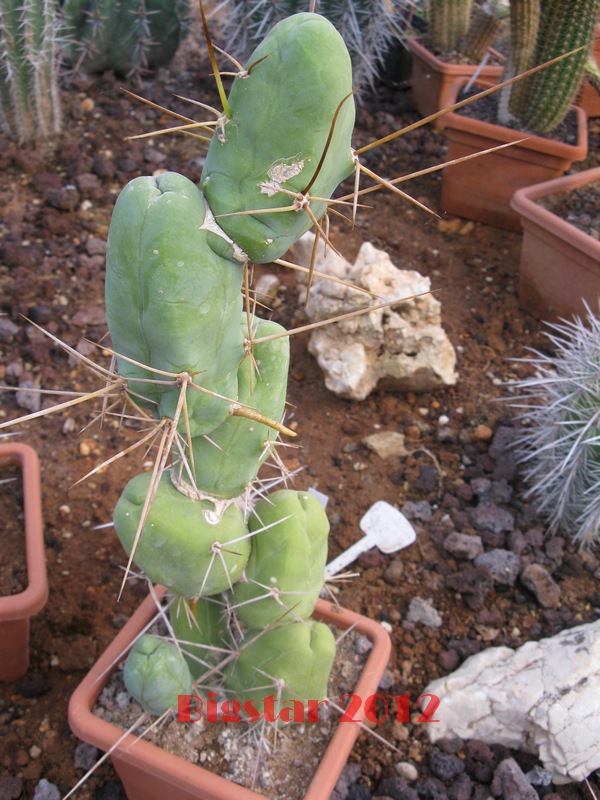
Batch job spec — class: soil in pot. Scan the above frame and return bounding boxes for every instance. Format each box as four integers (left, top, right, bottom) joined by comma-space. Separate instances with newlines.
0, 462, 27, 597
537, 178, 600, 240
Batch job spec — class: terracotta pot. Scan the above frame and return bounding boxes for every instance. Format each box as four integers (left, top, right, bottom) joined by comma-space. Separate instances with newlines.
407, 38, 503, 122
439, 78, 588, 231
69, 589, 392, 800
0, 442, 48, 682
511, 166, 600, 322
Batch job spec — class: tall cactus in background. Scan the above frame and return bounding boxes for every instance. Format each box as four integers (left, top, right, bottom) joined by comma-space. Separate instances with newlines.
428, 0, 472, 52
103, 12, 356, 718
217, 0, 417, 90
0, 0, 62, 143
499, 0, 599, 132
60, 0, 189, 77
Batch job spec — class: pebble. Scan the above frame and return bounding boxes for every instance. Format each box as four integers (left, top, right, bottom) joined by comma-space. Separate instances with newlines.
376, 775, 419, 799
468, 502, 514, 534
74, 742, 99, 770
0, 316, 20, 343
406, 597, 442, 628
414, 465, 437, 493
520, 563, 561, 608
354, 635, 373, 655
395, 762, 418, 781
447, 773, 473, 800
253, 274, 280, 306
442, 532, 483, 560
0, 777, 23, 800
428, 750, 465, 781
490, 758, 537, 800
470, 424, 493, 442
474, 549, 521, 587
383, 559, 404, 586
363, 431, 407, 459
403, 500, 433, 522
445, 566, 493, 610
33, 780, 61, 800
16, 374, 41, 413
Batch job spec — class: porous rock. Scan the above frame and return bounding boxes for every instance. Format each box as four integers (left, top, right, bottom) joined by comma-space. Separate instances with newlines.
424, 619, 600, 782
293, 233, 457, 399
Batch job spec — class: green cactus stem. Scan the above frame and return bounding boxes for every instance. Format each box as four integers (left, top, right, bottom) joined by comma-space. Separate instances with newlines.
105, 172, 246, 438
229, 490, 329, 628
170, 596, 230, 679
200, 12, 355, 265
427, 0, 472, 53
113, 471, 251, 598
182, 318, 290, 499
225, 621, 336, 718
123, 634, 193, 716
0, 0, 62, 143
504, 0, 599, 132
61, 0, 189, 77
462, 3, 502, 63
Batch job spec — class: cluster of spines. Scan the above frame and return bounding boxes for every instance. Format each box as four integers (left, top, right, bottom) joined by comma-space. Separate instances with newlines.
0, 0, 62, 143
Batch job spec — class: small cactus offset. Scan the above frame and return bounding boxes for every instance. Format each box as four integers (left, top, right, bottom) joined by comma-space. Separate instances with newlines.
60, 0, 189, 77
101, 12, 359, 720
0, 0, 62, 143
427, 0, 472, 53
512, 306, 600, 550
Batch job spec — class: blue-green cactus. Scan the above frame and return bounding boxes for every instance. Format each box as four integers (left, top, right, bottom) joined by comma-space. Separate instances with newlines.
200, 13, 356, 264
123, 634, 193, 715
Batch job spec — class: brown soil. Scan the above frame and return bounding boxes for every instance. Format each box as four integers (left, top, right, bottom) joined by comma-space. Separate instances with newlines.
1, 20, 600, 800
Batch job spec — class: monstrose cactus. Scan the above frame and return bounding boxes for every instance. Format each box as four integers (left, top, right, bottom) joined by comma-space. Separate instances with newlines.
106, 12, 357, 719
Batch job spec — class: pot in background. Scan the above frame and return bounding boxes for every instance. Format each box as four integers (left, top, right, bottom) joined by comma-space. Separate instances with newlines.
439, 78, 588, 231
511, 166, 600, 322
0, 442, 48, 682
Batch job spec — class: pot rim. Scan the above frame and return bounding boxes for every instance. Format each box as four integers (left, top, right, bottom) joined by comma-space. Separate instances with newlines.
511, 166, 600, 260
439, 77, 588, 160
0, 442, 48, 620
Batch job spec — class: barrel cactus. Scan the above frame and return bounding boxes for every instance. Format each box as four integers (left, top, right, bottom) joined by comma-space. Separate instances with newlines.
511, 305, 600, 549
60, 0, 189, 77
103, 12, 358, 720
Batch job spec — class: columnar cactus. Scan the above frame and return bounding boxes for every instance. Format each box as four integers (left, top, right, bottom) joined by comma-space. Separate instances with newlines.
0, 0, 62, 143
499, 0, 600, 132
105, 12, 357, 719
60, 0, 189, 77
512, 307, 600, 550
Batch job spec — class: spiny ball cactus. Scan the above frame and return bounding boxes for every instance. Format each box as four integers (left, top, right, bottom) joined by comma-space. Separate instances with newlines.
512, 306, 600, 549
61, 0, 189, 77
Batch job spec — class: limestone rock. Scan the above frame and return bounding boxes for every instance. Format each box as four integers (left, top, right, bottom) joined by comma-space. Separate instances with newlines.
424, 619, 600, 782
293, 233, 457, 400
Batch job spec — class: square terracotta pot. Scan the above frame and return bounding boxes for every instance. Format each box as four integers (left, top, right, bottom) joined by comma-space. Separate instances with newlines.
439, 78, 588, 231
511, 166, 600, 322
68, 589, 392, 800
407, 38, 502, 123
0, 443, 48, 682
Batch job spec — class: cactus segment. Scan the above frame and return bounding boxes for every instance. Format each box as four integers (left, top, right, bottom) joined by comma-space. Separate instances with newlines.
170, 596, 230, 679
123, 634, 193, 716
229, 490, 329, 627
226, 621, 336, 714
105, 172, 246, 436
200, 12, 355, 264
113, 471, 251, 597
61, 0, 189, 77
186, 318, 290, 498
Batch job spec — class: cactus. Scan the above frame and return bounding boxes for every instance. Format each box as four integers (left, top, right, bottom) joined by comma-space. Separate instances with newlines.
60, 0, 189, 77
0, 0, 62, 143
427, 0, 472, 53
106, 12, 360, 721
511, 307, 600, 550
498, 0, 600, 132
216, 0, 417, 91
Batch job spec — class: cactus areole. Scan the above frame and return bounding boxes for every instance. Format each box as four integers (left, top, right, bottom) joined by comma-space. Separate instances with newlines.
103, 13, 360, 718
